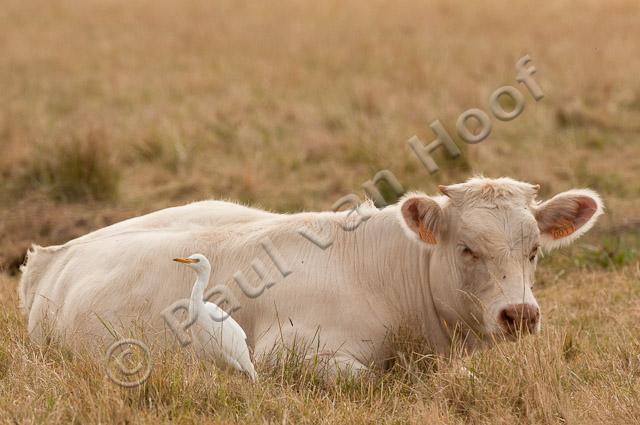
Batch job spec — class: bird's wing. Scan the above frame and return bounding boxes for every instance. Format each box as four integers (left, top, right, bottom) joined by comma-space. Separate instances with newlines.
203, 302, 247, 340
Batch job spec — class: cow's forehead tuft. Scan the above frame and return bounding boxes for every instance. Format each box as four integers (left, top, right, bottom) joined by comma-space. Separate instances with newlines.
445, 176, 539, 209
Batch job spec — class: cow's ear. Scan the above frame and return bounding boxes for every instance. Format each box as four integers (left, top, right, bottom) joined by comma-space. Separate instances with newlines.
533, 189, 604, 250
398, 193, 444, 247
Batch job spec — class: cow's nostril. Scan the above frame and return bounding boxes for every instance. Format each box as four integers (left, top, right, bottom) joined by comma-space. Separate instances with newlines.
499, 308, 512, 325
499, 303, 540, 334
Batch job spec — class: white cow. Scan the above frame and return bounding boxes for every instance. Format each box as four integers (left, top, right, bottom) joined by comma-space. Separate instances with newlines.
19, 177, 603, 375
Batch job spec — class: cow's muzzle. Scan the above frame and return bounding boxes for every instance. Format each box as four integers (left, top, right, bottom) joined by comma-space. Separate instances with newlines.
498, 303, 540, 336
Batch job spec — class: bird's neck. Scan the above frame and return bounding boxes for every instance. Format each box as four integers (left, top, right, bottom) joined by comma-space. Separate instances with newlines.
189, 268, 209, 308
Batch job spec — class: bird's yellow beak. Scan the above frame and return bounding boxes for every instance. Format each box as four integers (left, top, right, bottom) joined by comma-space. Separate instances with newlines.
173, 257, 199, 264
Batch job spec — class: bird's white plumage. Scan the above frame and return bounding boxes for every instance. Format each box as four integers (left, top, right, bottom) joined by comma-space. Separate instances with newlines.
203, 303, 246, 339
175, 253, 257, 381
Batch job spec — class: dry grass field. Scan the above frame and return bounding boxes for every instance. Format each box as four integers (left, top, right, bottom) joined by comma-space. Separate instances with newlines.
1, 0, 639, 423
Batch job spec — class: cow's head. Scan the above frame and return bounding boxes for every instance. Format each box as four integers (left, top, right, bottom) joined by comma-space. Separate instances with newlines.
397, 177, 603, 344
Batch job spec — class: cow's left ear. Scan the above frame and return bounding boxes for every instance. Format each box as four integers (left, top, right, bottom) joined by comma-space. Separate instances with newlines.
397, 193, 444, 248
533, 189, 604, 250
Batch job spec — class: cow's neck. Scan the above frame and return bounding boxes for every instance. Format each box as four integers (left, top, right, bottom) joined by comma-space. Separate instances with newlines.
338, 207, 453, 355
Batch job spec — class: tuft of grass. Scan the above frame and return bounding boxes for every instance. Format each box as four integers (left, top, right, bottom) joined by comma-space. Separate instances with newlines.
574, 238, 638, 269
24, 131, 121, 203
133, 131, 189, 174
539, 231, 639, 275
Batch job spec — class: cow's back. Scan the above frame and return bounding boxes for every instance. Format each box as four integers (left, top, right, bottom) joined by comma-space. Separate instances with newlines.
63, 200, 277, 246
18, 200, 278, 345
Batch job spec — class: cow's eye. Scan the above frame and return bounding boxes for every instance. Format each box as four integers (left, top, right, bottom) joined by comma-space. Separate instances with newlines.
529, 247, 539, 262
461, 245, 479, 259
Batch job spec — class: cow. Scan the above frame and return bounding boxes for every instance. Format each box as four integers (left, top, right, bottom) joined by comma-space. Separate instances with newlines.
18, 177, 603, 376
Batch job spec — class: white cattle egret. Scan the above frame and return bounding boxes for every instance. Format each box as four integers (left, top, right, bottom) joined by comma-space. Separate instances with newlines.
173, 253, 257, 381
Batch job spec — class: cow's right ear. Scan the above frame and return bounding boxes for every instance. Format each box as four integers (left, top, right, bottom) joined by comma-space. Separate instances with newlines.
397, 193, 444, 247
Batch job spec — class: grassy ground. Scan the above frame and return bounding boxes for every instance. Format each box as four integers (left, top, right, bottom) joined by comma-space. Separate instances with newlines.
0, 0, 639, 423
